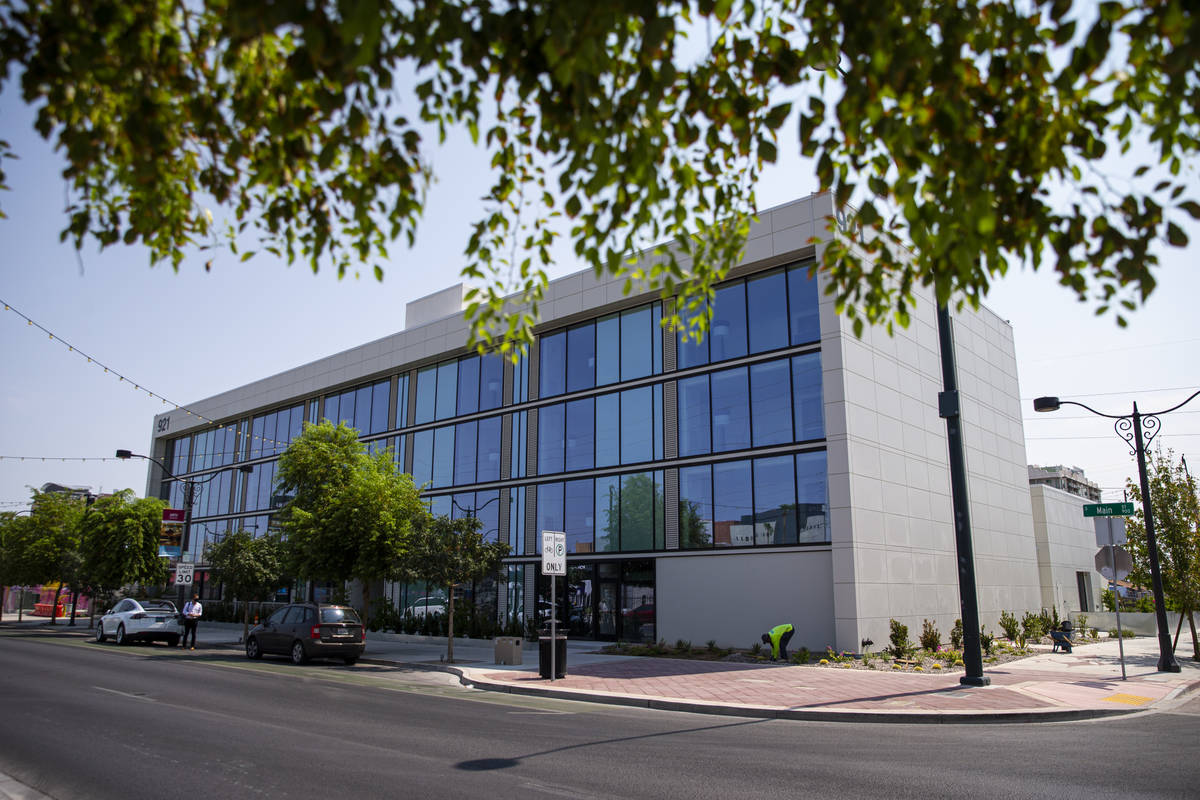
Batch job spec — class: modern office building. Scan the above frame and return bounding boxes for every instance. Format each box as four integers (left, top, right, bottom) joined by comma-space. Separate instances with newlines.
143, 192, 1043, 652
1028, 484, 1102, 614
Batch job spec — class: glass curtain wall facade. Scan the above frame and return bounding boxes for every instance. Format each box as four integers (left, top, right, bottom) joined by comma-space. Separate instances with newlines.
160, 259, 827, 639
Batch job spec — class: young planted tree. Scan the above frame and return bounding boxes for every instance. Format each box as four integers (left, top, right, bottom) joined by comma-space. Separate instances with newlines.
2, 2, 1195, 348
15, 490, 87, 624
276, 421, 424, 623
205, 529, 285, 643
77, 491, 170, 625
1124, 448, 1200, 661
403, 515, 509, 663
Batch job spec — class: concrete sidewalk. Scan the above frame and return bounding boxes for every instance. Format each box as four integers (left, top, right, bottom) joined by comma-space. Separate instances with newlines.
6, 613, 1198, 723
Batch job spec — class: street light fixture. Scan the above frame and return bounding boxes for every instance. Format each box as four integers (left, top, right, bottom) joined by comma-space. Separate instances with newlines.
1032, 389, 1200, 673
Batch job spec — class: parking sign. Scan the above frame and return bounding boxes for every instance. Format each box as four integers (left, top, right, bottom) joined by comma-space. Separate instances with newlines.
541, 531, 566, 576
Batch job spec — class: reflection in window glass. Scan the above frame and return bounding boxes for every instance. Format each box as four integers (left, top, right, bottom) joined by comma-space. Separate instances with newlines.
508, 486, 526, 555
710, 282, 747, 362
792, 353, 824, 441
510, 411, 527, 478
620, 306, 652, 380
596, 314, 620, 385
567, 324, 595, 393
540, 331, 566, 398
432, 426, 455, 488
594, 476, 620, 553
711, 367, 750, 452
474, 490, 500, 542
454, 420, 477, 485
477, 416, 503, 482
676, 300, 708, 369
679, 465, 713, 549
788, 263, 821, 345
510, 350, 528, 405
537, 482, 563, 538
411, 430, 433, 488
750, 360, 792, 446
595, 394, 619, 467
620, 387, 654, 464
395, 374, 409, 428
713, 460, 753, 547
457, 356, 480, 416
435, 361, 457, 421
565, 479, 594, 553
747, 270, 789, 353
480, 354, 504, 411
415, 366, 437, 424
538, 404, 565, 475
796, 451, 829, 543
428, 495, 451, 518
565, 398, 594, 472
620, 471, 663, 552
754, 455, 797, 545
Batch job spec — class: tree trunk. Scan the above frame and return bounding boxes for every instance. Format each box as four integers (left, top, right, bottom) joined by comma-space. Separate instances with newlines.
68, 589, 79, 626
242, 602, 251, 644
361, 583, 371, 631
50, 585, 62, 625
446, 586, 455, 664
1189, 610, 1199, 662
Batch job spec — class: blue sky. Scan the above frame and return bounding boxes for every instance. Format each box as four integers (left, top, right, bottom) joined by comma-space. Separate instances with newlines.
1, 84, 1197, 511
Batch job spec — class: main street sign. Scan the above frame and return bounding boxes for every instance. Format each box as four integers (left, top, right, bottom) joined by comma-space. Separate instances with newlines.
1083, 502, 1134, 517
541, 531, 566, 576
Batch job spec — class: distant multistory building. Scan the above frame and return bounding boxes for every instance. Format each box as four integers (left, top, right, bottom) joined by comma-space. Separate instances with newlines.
1027, 465, 1102, 502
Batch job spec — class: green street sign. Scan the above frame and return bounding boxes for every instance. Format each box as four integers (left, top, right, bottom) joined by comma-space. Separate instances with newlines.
1083, 502, 1135, 517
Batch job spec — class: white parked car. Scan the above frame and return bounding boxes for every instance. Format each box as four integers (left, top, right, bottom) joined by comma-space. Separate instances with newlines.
404, 596, 446, 617
95, 598, 183, 647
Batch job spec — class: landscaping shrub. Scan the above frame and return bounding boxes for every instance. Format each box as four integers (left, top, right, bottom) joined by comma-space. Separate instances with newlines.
919, 619, 941, 651
889, 619, 912, 658
1019, 611, 1042, 647
791, 646, 810, 664
999, 610, 1019, 641
950, 618, 963, 650
980, 626, 994, 655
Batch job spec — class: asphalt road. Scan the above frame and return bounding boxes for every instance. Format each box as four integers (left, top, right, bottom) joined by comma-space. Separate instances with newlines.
2, 628, 1198, 800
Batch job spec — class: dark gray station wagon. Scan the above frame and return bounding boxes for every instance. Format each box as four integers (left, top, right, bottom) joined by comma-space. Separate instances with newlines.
245, 603, 365, 665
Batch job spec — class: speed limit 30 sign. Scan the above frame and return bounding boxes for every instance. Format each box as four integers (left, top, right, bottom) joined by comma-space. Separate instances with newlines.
174, 562, 195, 587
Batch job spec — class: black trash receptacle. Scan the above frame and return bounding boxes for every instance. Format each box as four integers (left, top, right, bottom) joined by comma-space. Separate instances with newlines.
538, 634, 567, 678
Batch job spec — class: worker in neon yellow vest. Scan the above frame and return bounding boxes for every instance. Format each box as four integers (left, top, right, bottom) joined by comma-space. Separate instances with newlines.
761, 623, 794, 661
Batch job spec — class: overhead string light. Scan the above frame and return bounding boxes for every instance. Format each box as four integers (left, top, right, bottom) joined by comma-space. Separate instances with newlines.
0, 297, 286, 447
0, 455, 132, 464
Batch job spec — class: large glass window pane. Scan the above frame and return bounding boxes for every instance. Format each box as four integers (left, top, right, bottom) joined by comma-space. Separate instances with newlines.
428, 495, 451, 518
477, 416, 503, 482
510, 351, 528, 405
595, 314, 620, 385
370, 381, 390, 434
454, 420, 477, 486
620, 472, 659, 552
411, 429, 433, 488
652, 303, 663, 375
457, 356, 480, 416
435, 361, 457, 421
395, 374, 409, 428
537, 403, 565, 475
354, 385, 372, 431
620, 306, 652, 380
567, 324, 595, 393
474, 490, 500, 542
788, 263, 821, 345
564, 479, 593, 554
621, 561, 655, 643
289, 404, 305, 444
711, 367, 751, 452
713, 460, 753, 547
508, 487, 525, 555
792, 353, 825, 441
594, 476, 620, 553
677, 375, 710, 457
337, 393, 354, 427
654, 385, 663, 461
537, 482, 564, 538
751, 359, 793, 446
539, 331, 566, 398
754, 455, 797, 545
415, 366, 437, 424
676, 299, 708, 369
595, 393, 619, 467
747, 270, 789, 354
479, 354, 504, 411
796, 450, 829, 543
620, 386, 653, 464
321, 395, 339, 427
510, 411, 527, 478
710, 282, 748, 362
564, 398, 594, 472
432, 426, 455, 488
249, 417, 264, 460
679, 465, 713, 549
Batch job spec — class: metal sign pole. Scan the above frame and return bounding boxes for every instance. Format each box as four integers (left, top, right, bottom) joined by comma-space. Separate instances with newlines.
1110, 542, 1126, 681
550, 576, 556, 683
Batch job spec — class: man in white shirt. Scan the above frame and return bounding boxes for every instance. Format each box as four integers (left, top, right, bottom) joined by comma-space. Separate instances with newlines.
181, 594, 202, 650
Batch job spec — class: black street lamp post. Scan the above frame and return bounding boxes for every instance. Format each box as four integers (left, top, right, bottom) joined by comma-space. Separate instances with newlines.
1033, 389, 1200, 673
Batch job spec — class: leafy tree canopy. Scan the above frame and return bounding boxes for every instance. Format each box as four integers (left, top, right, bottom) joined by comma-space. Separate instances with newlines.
78, 489, 169, 595
275, 421, 425, 619
1, 1, 1196, 346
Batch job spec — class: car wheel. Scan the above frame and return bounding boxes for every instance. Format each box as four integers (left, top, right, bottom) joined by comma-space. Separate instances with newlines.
246, 637, 262, 660
115, 624, 127, 645
94, 622, 106, 643
290, 641, 308, 665
166, 635, 180, 648
343, 656, 359, 666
